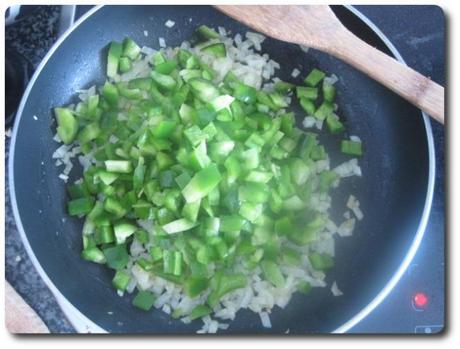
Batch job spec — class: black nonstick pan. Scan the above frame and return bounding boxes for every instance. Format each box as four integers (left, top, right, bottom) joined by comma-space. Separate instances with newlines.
9, 5, 435, 333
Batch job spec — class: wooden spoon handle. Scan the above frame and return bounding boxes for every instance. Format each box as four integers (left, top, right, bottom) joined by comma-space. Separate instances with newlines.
5, 281, 49, 333
327, 28, 444, 124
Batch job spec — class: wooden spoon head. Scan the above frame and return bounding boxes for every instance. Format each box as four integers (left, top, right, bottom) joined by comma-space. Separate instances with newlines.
215, 5, 345, 52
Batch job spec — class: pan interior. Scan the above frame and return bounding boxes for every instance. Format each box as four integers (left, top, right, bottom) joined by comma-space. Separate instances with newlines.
11, 5, 430, 333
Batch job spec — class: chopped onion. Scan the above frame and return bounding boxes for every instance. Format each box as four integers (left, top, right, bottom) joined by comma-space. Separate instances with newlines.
164, 20, 175, 28
315, 118, 324, 130
141, 46, 156, 55
350, 135, 361, 142
291, 68, 301, 78
299, 45, 310, 53
334, 159, 361, 178
331, 281, 343, 296
259, 311, 272, 328
246, 32, 266, 51
302, 116, 316, 128
324, 74, 339, 85
218, 26, 227, 36
337, 218, 356, 237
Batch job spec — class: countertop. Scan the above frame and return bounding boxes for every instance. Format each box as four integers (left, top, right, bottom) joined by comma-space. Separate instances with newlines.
4, 5, 445, 334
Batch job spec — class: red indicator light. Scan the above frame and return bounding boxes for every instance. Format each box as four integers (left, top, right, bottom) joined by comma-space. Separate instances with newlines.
413, 292, 428, 308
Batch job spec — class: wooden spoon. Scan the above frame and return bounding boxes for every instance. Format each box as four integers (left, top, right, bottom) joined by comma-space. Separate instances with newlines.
215, 5, 444, 124
5, 281, 50, 333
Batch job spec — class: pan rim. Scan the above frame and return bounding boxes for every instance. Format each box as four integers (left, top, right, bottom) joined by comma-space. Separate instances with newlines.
8, 4, 436, 334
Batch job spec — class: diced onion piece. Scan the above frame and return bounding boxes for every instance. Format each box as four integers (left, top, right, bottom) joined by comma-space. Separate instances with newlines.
331, 281, 343, 296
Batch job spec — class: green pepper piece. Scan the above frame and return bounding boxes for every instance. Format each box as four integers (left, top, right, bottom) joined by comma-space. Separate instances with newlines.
269, 191, 283, 214
275, 80, 294, 94
151, 120, 176, 139
190, 141, 211, 170
118, 57, 132, 73
151, 71, 176, 91
201, 43, 226, 58
122, 37, 141, 60
261, 260, 285, 288
297, 281, 312, 294
112, 270, 130, 290
103, 244, 129, 270
128, 77, 153, 90
135, 229, 149, 244
288, 214, 325, 245
67, 182, 90, 199
238, 182, 269, 204
155, 60, 178, 75
299, 97, 316, 115
233, 82, 257, 104
54, 108, 78, 145
239, 202, 263, 223
341, 140, 363, 156
174, 172, 191, 189
323, 81, 336, 102
311, 145, 326, 160
314, 101, 334, 120
182, 199, 201, 222
150, 246, 163, 262
81, 247, 106, 264
282, 247, 301, 266
309, 253, 334, 270
245, 170, 273, 184
207, 273, 247, 308
196, 25, 220, 40
269, 92, 289, 109
68, 197, 94, 216
95, 225, 115, 244
189, 305, 212, 320
105, 160, 132, 173
184, 276, 209, 298
296, 86, 318, 100
224, 154, 242, 184
184, 125, 207, 146
173, 251, 183, 276
182, 164, 222, 203
304, 68, 325, 87
113, 222, 137, 244
156, 152, 174, 170
178, 49, 192, 67
289, 158, 311, 186
132, 291, 156, 311
102, 82, 119, 106
152, 52, 166, 66
319, 170, 339, 192
326, 114, 345, 134
188, 78, 220, 102
240, 148, 259, 170
78, 122, 100, 144
104, 197, 126, 218
280, 112, 295, 136
107, 41, 123, 78
162, 218, 197, 234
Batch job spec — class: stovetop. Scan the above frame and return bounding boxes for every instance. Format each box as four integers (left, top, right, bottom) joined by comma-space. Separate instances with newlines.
4, 5, 445, 334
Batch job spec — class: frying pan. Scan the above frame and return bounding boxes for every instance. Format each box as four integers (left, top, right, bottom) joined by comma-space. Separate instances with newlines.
9, 5, 435, 333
